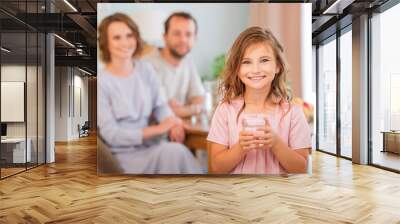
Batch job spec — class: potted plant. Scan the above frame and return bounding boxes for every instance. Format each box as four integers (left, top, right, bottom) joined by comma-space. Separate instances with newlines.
202, 54, 226, 117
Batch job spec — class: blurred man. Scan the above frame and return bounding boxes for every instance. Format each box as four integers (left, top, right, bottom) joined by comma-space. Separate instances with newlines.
144, 12, 205, 119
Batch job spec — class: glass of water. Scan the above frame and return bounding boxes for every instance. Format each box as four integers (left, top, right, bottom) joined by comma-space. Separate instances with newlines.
242, 113, 266, 148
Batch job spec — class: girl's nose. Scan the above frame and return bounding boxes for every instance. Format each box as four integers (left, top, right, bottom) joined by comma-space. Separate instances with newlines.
251, 63, 260, 73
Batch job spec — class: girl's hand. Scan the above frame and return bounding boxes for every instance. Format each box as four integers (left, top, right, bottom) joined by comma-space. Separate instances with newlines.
238, 130, 259, 153
254, 119, 277, 149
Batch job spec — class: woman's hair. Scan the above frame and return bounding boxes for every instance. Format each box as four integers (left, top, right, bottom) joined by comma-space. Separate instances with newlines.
98, 13, 143, 63
219, 26, 292, 121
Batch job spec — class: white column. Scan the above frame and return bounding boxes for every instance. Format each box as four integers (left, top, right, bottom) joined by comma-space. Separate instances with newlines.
46, 33, 55, 163
352, 14, 369, 164
54, 67, 73, 141
301, 3, 313, 103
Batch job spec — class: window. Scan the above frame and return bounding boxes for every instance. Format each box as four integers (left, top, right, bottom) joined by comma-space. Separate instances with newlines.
370, 2, 400, 171
340, 28, 352, 158
317, 36, 337, 155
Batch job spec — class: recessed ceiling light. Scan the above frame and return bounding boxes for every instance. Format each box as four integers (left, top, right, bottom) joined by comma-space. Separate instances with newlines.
78, 67, 92, 76
63, 0, 78, 12
322, 0, 354, 15
1, 47, 11, 53
54, 34, 75, 48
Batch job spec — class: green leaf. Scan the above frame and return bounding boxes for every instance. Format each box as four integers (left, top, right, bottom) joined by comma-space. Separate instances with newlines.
210, 54, 226, 80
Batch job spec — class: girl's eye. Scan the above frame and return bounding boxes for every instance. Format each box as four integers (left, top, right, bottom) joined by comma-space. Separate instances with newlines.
242, 60, 251, 64
261, 58, 269, 63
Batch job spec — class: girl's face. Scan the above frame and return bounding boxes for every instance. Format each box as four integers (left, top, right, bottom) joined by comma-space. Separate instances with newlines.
107, 21, 137, 61
238, 42, 280, 91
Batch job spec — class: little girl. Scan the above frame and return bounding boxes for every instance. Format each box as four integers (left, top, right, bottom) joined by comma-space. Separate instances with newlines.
207, 27, 311, 174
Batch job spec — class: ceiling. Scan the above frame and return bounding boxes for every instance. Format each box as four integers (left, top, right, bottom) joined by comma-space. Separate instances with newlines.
0, 0, 395, 75
311, 0, 391, 43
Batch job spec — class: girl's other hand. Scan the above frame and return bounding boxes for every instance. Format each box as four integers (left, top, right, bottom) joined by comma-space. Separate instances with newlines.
255, 118, 277, 149
238, 131, 259, 153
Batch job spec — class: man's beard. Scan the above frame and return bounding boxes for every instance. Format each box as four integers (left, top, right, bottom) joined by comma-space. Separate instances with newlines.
169, 46, 190, 60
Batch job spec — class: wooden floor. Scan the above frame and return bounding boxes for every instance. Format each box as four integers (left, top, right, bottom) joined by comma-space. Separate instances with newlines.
1, 163, 45, 178
1, 167, 26, 178
1, 135, 400, 223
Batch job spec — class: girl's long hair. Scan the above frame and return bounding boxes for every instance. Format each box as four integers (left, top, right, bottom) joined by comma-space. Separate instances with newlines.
219, 26, 292, 122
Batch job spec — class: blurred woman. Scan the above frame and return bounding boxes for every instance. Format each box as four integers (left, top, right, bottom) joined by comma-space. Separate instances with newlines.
98, 13, 202, 174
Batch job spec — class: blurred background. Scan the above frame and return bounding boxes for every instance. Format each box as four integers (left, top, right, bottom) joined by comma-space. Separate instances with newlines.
97, 3, 313, 105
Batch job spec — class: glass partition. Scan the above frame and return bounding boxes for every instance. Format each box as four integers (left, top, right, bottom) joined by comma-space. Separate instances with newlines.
317, 36, 337, 155
1, 30, 28, 177
339, 29, 352, 158
370, 3, 400, 171
0, 0, 46, 179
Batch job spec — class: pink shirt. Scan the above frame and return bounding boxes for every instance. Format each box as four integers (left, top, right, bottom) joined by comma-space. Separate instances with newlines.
207, 98, 311, 174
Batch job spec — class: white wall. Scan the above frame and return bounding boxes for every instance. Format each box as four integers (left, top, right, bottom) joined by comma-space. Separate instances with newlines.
55, 67, 69, 141
72, 73, 89, 138
55, 67, 89, 141
97, 3, 250, 78
300, 3, 314, 108
1, 65, 34, 138
1, 65, 26, 81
